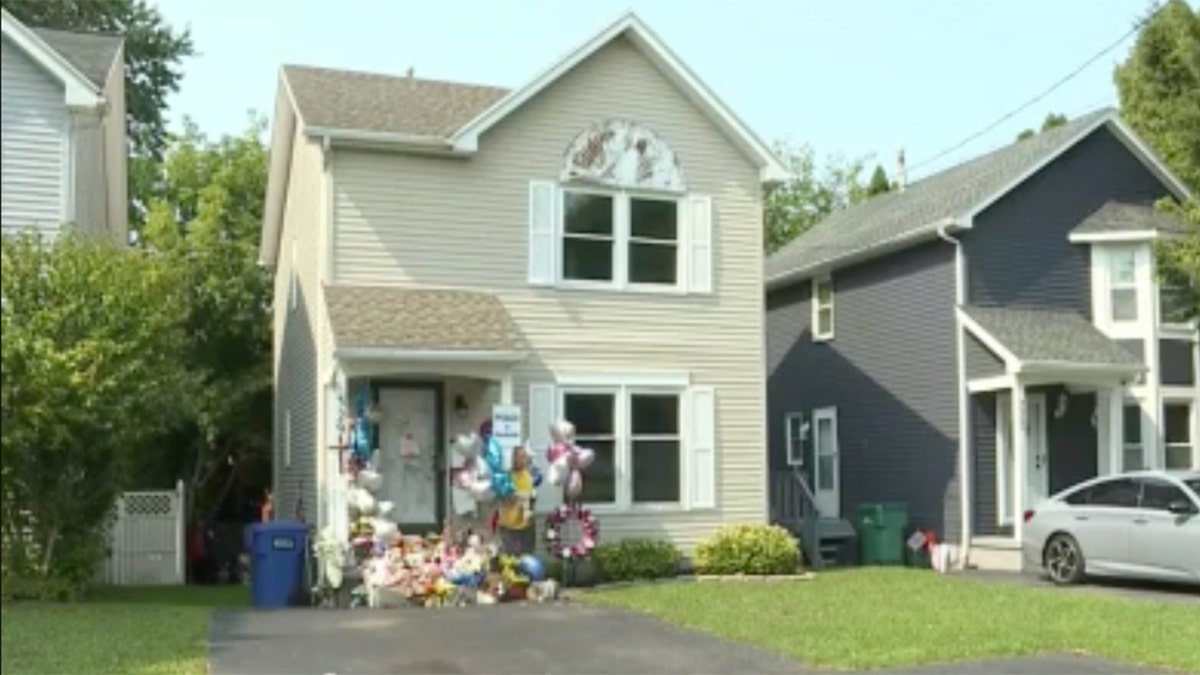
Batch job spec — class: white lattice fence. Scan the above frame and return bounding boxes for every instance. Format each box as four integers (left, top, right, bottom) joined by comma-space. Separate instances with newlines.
100, 480, 184, 585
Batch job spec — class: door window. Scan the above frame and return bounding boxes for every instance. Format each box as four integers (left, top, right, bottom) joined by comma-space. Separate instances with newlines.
1138, 478, 1197, 512
1065, 478, 1139, 508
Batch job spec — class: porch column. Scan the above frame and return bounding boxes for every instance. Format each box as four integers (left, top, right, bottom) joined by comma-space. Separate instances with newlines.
1106, 387, 1123, 474
1012, 381, 1028, 543
500, 372, 514, 404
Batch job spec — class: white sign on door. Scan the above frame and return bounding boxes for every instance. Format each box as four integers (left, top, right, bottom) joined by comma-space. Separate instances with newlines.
492, 404, 522, 471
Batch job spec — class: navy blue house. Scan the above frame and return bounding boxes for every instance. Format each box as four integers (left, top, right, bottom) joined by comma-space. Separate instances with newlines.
765, 109, 1198, 570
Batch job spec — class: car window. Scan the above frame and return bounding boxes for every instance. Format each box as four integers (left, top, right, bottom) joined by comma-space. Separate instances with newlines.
1186, 478, 1200, 496
1138, 478, 1194, 511
1065, 478, 1139, 508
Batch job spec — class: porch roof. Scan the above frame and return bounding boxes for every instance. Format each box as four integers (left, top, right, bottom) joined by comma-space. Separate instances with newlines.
325, 285, 526, 355
1069, 201, 1187, 241
959, 305, 1144, 375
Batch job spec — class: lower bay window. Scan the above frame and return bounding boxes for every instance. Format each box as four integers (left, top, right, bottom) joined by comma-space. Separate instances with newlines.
562, 388, 682, 506
534, 375, 715, 512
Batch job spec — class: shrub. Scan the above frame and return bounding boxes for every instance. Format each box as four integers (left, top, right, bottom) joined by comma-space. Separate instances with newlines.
593, 538, 681, 582
694, 524, 800, 575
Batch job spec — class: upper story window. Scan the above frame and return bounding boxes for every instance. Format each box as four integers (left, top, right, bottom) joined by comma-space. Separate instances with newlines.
812, 277, 834, 340
528, 120, 712, 294
561, 191, 680, 287
1108, 247, 1138, 323
1160, 282, 1192, 325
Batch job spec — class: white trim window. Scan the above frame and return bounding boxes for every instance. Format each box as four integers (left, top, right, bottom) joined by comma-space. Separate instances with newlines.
561, 189, 681, 288
812, 277, 834, 341
1108, 246, 1139, 324
784, 412, 805, 467
1163, 402, 1193, 469
1123, 403, 1144, 471
526, 181, 712, 294
561, 387, 683, 506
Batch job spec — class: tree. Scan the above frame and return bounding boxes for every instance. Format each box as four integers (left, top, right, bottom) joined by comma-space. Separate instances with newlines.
2, 0, 195, 229
1016, 112, 1069, 142
1115, 0, 1200, 320
867, 165, 891, 197
1155, 200, 1199, 321
1, 234, 195, 586
138, 119, 273, 521
764, 142, 869, 253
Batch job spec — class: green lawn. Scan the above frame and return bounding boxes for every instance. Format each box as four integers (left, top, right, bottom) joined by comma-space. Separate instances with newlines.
1, 585, 248, 675
587, 568, 1200, 672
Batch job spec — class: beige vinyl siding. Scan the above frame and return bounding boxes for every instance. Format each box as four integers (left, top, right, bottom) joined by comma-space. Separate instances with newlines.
1, 35, 67, 237
330, 36, 765, 551
273, 124, 323, 525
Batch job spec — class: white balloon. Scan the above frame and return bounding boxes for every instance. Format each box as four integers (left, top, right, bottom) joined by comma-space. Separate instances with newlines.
468, 480, 494, 503
475, 460, 491, 480
349, 487, 377, 516
376, 500, 395, 518
371, 518, 399, 542
548, 456, 570, 486
453, 432, 480, 459
356, 469, 383, 492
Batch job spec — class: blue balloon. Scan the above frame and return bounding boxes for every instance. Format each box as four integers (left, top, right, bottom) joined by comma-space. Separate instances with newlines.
483, 436, 515, 498
518, 554, 547, 582
531, 465, 544, 488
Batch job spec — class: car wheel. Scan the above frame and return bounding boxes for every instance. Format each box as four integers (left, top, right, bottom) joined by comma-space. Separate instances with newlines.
1043, 533, 1085, 585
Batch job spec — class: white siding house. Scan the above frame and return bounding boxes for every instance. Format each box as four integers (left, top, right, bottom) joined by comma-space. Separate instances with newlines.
260, 13, 786, 552
0, 9, 127, 243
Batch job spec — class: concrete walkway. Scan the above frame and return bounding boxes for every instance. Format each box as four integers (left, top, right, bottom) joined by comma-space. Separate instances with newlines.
209, 603, 1170, 675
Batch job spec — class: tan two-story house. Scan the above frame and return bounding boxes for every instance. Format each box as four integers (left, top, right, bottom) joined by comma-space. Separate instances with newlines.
260, 13, 787, 551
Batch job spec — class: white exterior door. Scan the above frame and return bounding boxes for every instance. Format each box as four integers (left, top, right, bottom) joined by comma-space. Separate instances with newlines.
1026, 394, 1050, 510
813, 407, 840, 518
376, 386, 441, 529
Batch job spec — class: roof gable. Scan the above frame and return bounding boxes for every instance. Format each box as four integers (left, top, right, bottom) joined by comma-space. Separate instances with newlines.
766, 109, 1194, 289
0, 8, 109, 106
31, 27, 122, 89
450, 12, 787, 181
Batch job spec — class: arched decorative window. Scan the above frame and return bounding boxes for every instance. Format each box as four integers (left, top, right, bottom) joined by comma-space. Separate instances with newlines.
560, 120, 686, 193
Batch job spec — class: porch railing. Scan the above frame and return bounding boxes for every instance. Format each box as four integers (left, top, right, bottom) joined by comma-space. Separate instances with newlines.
769, 467, 825, 570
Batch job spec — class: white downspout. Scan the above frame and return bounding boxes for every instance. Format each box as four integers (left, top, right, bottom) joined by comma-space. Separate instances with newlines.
938, 221, 972, 569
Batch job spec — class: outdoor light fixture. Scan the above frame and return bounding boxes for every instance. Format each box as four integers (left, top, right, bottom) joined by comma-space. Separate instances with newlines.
454, 394, 469, 419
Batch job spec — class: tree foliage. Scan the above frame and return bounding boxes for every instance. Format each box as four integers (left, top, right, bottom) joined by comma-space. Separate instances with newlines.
1, 234, 195, 584
1016, 112, 1068, 142
764, 142, 869, 253
1115, 0, 1200, 321
867, 165, 891, 197
138, 119, 273, 521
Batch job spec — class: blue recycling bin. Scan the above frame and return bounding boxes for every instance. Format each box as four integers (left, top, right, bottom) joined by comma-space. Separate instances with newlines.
250, 521, 308, 609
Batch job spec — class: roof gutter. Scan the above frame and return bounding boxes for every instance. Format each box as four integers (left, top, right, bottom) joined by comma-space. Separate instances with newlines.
938, 219, 972, 571
765, 217, 966, 291
306, 126, 473, 155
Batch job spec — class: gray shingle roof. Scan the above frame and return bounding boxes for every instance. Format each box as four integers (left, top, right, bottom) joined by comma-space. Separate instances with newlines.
325, 286, 526, 352
32, 27, 122, 89
283, 65, 509, 137
766, 109, 1115, 283
962, 305, 1142, 368
1071, 201, 1187, 237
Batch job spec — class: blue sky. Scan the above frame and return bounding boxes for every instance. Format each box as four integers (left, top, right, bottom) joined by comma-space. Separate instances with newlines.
155, 0, 1160, 179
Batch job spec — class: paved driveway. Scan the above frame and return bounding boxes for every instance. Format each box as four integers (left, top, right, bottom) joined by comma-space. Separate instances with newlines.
208, 602, 1168, 675
964, 570, 1200, 605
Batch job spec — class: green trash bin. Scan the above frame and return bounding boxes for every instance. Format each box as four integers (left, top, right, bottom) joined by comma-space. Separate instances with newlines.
857, 503, 908, 565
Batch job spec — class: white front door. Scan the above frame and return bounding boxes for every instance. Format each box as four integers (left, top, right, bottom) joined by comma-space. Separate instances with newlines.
1026, 394, 1050, 510
812, 407, 840, 517
376, 386, 441, 529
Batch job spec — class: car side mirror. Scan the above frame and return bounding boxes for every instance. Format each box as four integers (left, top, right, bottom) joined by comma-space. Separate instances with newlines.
1167, 500, 1197, 516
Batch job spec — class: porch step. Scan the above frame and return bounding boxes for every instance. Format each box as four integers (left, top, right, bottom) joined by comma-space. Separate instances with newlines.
968, 536, 1023, 572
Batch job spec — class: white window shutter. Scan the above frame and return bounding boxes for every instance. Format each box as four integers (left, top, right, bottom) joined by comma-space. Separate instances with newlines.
528, 181, 557, 285
687, 386, 716, 509
687, 194, 713, 294
529, 383, 560, 512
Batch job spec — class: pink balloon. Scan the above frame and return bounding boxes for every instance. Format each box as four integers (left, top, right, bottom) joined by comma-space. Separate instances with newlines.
547, 442, 569, 464
573, 446, 595, 470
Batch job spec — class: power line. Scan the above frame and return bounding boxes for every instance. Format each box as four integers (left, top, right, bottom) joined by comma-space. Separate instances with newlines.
907, 2, 1164, 177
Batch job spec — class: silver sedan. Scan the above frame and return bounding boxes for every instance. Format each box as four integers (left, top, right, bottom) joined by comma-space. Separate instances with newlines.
1021, 470, 1200, 586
